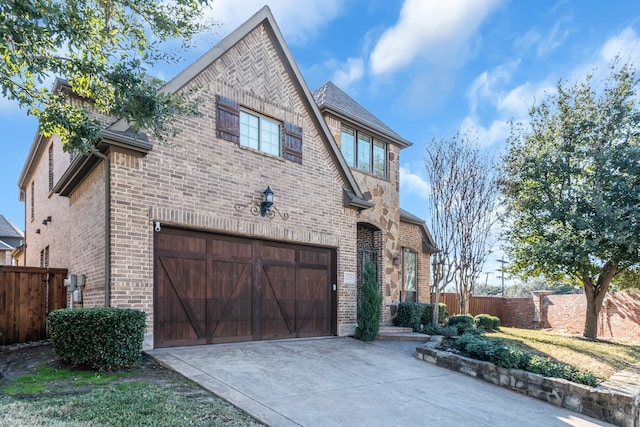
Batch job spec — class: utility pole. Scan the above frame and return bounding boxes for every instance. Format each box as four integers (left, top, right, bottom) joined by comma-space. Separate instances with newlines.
496, 257, 507, 296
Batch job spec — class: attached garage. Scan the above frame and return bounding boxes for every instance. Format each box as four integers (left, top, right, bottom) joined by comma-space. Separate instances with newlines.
154, 227, 337, 348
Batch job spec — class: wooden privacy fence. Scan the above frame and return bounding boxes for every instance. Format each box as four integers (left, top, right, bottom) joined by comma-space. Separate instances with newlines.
0, 266, 67, 345
438, 293, 504, 319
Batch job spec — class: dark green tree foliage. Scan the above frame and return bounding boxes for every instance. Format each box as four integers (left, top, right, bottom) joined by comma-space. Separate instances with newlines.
0, 0, 210, 154
356, 260, 382, 341
501, 61, 640, 339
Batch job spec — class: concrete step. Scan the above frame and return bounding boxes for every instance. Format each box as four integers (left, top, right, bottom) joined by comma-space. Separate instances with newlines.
377, 326, 414, 334
375, 331, 431, 342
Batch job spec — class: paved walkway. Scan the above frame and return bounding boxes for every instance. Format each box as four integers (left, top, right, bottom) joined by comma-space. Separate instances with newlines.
148, 337, 613, 427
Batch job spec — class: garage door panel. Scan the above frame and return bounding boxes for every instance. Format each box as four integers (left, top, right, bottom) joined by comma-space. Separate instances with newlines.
155, 256, 207, 346
260, 244, 296, 264
156, 232, 207, 255
261, 265, 296, 339
155, 228, 335, 347
208, 261, 253, 341
297, 267, 331, 337
210, 236, 252, 260
298, 249, 330, 267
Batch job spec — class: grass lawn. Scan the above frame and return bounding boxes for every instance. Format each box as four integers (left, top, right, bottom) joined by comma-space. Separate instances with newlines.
0, 345, 263, 427
486, 327, 640, 380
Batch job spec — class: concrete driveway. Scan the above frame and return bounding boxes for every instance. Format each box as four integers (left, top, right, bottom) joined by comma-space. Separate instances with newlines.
147, 337, 611, 427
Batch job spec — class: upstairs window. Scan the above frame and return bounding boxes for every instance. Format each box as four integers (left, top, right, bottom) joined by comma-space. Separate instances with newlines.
240, 111, 281, 157
48, 145, 54, 191
30, 181, 34, 222
340, 126, 387, 178
215, 94, 302, 163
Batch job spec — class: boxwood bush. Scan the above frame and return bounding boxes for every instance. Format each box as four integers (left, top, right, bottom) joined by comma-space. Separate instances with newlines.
474, 314, 501, 330
447, 314, 474, 334
453, 333, 598, 386
395, 302, 448, 332
48, 307, 146, 370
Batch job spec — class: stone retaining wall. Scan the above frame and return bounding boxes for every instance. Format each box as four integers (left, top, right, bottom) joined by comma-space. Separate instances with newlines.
415, 347, 639, 427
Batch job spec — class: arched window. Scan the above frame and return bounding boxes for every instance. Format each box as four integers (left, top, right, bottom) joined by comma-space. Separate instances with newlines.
402, 248, 417, 302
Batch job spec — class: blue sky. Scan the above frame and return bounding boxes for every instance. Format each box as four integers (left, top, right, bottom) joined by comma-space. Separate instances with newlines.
2, 0, 640, 286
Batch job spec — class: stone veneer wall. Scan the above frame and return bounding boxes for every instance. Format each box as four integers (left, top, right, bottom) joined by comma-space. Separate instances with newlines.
416, 347, 638, 427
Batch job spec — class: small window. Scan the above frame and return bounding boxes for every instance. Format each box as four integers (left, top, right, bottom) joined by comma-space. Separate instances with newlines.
240, 111, 281, 156
357, 134, 371, 172
373, 141, 386, 178
48, 145, 54, 191
30, 181, 34, 222
40, 246, 49, 268
341, 127, 356, 167
402, 248, 417, 302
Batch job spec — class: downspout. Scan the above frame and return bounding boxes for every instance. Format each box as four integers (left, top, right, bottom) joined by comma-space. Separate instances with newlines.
92, 150, 111, 307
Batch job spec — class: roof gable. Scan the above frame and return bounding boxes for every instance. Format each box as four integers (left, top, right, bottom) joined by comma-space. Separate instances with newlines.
313, 81, 412, 148
106, 6, 367, 205
399, 208, 437, 253
0, 215, 24, 239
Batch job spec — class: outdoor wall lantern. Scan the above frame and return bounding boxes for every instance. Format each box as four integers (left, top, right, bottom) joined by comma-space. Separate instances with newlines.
234, 186, 289, 220
260, 186, 274, 217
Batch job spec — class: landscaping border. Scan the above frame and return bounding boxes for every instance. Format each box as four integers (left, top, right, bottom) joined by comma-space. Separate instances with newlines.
415, 346, 638, 427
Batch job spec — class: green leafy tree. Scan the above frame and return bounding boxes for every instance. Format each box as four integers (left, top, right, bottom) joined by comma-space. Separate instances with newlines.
355, 260, 382, 341
0, 0, 210, 154
501, 61, 640, 339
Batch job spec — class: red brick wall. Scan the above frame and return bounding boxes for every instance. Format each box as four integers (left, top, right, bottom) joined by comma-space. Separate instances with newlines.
543, 293, 640, 341
502, 298, 535, 328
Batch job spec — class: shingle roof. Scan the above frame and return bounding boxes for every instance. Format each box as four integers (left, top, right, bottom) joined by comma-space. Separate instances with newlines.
0, 239, 13, 251
0, 215, 23, 239
312, 82, 412, 147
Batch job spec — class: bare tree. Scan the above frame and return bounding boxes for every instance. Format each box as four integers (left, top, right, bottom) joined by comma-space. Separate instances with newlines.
425, 133, 498, 320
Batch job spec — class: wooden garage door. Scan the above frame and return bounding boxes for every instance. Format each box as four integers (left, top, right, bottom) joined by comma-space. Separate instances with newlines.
154, 227, 336, 348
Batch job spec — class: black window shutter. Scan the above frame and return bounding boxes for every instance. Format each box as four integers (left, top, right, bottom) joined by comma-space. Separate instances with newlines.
216, 95, 240, 143
283, 122, 302, 163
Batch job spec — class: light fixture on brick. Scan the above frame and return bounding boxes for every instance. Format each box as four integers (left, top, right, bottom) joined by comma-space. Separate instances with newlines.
234, 186, 289, 220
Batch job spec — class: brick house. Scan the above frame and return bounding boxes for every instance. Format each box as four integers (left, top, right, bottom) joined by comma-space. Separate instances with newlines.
0, 215, 24, 266
17, 6, 436, 348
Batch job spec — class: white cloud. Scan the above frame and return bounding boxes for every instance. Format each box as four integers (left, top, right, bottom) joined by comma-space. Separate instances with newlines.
204, 0, 344, 45
600, 26, 640, 65
461, 65, 555, 147
369, 0, 501, 75
516, 20, 571, 58
332, 58, 364, 89
399, 166, 430, 198
460, 116, 510, 148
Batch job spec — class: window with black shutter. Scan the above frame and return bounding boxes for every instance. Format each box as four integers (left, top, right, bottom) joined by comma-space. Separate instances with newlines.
215, 94, 303, 163
216, 95, 240, 143
283, 122, 303, 164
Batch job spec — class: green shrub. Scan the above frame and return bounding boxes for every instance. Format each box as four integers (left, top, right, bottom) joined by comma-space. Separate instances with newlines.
48, 308, 146, 370
395, 302, 426, 332
355, 260, 382, 341
474, 314, 500, 330
420, 303, 449, 327
492, 316, 501, 329
448, 314, 474, 334
453, 333, 598, 386
527, 355, 598, 387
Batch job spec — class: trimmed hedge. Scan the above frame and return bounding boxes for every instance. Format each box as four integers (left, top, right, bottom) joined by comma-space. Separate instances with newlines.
453, 333, 598, 386
395, 302, 448, 332
474, 314, 501, 330
48, 308, 146, 370
447, 314, 474, 334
